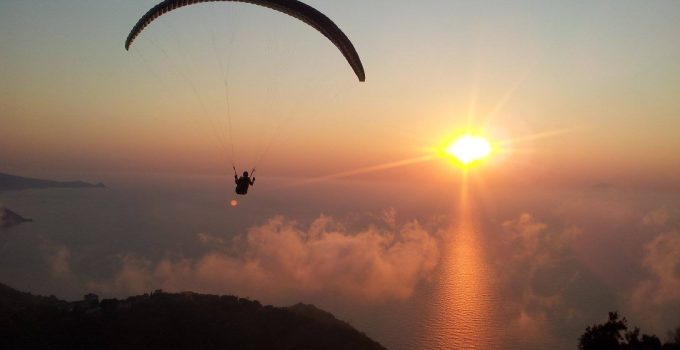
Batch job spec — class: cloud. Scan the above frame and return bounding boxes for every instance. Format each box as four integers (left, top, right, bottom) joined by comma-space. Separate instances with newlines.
642, 207, 680, 229
197, 232, 228, 246
628, 229, 680, 334
490, 195, 680, 345
643, 208, 671, 227
632, 230, 680, 305
48, 245, 72, 275
492, 201, 680, 348
92, 213, 441, 302
643, 230, 680, 303
491, 213, 615, 348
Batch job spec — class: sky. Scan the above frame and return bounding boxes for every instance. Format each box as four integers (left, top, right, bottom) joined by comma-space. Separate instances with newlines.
1, 1, 680, 349
2, 0, 679, 185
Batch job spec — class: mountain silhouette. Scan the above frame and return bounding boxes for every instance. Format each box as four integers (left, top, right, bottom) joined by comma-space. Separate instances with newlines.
0, 172, 105, 191
0, 282, 386, 350
0, 208, 32, 229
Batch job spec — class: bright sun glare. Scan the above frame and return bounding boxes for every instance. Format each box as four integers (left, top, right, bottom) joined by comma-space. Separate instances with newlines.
446, 135, 492, 165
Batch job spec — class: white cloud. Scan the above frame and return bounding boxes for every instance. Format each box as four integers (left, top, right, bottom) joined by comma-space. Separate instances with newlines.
93, 213, 441, 302
626, 229, 680, 334
48, 245, 72, 275
633, 230, 680, 305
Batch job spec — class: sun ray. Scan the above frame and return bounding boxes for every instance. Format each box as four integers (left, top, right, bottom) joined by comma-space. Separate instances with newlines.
282, 154, 437, 187
466, 85, 480, 128
496, 125, 586, 146
480, 59, 540, 128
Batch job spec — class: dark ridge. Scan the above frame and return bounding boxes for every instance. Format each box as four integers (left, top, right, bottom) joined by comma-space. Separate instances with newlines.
0, 172, 105, 191
0, 283, 386, 350
0, 207, 32, 229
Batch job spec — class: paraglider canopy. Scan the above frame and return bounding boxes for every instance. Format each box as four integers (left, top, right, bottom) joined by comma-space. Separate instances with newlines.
125, 0, 365, 82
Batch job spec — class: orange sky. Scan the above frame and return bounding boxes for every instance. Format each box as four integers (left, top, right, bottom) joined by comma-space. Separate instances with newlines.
1, 1, 679, 187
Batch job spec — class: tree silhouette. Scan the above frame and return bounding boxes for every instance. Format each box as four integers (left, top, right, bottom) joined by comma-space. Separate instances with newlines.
579, 312, 680, 350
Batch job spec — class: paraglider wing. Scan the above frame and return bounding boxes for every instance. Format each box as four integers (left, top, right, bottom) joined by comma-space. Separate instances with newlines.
125, 0, 365, 82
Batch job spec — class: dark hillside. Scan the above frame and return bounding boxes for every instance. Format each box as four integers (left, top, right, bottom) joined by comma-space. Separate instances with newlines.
0, 283, 386, 350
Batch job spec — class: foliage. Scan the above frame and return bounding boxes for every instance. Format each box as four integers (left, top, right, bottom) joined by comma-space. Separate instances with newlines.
579, 312, 680, 350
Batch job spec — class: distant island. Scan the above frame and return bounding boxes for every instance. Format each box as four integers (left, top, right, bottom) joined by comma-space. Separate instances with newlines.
0, 208, 32, 230
0, 172, 105, 191
0, 283, 386, 350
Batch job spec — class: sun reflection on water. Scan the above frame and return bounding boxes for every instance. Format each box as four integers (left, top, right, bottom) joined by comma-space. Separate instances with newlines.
420, 174, 496, 349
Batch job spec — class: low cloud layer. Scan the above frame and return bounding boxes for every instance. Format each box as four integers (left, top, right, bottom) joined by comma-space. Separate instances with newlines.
634, 230, 680, 305
490, 212, 616, 349
5, 181, 680, 350
487, 198, 680, 348
91, 213, 441, 303
624, 203, 680, 330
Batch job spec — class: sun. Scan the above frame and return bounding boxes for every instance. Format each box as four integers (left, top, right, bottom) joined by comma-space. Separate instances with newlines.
446, 135, 492, 165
